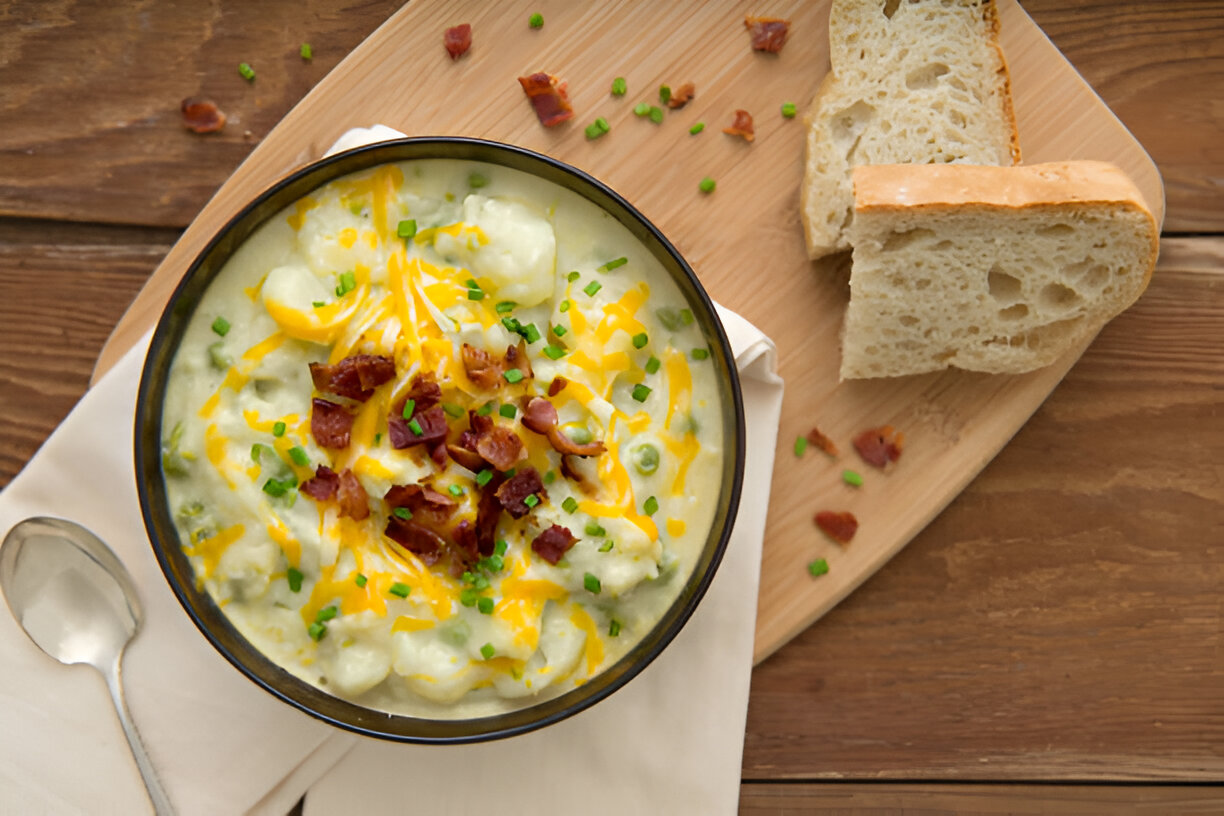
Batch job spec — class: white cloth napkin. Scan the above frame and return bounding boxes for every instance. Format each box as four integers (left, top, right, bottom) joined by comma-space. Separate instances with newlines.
0, 131, 783, 815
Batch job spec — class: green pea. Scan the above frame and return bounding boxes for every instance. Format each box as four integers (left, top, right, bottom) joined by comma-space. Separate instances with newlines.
632, 444, 660, 475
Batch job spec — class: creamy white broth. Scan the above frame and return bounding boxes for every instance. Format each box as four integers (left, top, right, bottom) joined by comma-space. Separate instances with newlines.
161, 159, 723, 718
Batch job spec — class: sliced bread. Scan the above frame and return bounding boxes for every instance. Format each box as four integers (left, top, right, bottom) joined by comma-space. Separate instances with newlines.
840, 161, 1159, 379
801, 0, 1019, 260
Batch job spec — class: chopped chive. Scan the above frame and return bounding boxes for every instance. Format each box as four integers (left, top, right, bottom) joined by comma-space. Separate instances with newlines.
486, 554, 504, 572
781, 101, 797, 118
272, 421, 287, 437
408, 418, 424, 436
691, 347, 710, 360
644, 356, 661, 374
468, 172, 489, 189
543, 469, 557, 484
656, 307, 682, 331
340, 271, 356, 293
528, 12, 544, 28
808, 558, 830, 577
503, 368, 524, 384
467, 286, 485, 301
583, 281, 602, 296
679, 308, 694, 325
632, 332, 648, 349
478, 596, 495, 614
843, 469, 864, 487
585, 522, 606, 537
476, 469, 493, 487
596, 117, 610, 133
472, 574, 490, 591
552, 324, 567, 337
502, 316, 522, 333
567, 270, 581, 282
495, 300, 517, 314
543, 345, 566, 360
599, 540, 614, 552
262, 478, 296, 497
494, 540, 509, 558
643, 495, 659, 516
585, 121, 607, 140
480, 642, 495, 660
300, 43, 313, 60
689, 122, 705, 135
393, 506, 412, 520
251, 443, 269, 462
648, 105, 664, 124
308, 622, 326, 641
699, 176, 716, 194
559, 299, 571, 312
459, 588, 478, 607
288, 446, 310, 466
794, 436, 808, 457
389, 581, 411, 598
207, 341, 231, 370
522, 323, 541, 343
312, 300, 326, 308
612, 77, 627, 96
524, 494, 540, 508
598, 257, 628, 272
634, 102, 650, 116
583, 573, 601, 594
374, 433, 382, 445
562, 497, 579, 514
211, 316, 231, 336
287, 567, 303, 592
355, 573, 367, 588
396, 219, 417, 240
631, 384, 652, 402
448, 484, 463, 497
499, 403, 517, 419
609, 619, 621, 637
238, 62, 255, 82
316, 605, 338, 623
477, 402, 494, 416
442, 402, 464, 418
659, 85, 671, 105
402, 399, 416, 420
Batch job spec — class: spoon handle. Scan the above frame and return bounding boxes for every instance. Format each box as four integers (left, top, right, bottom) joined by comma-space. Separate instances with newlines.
104, 652, 177, 816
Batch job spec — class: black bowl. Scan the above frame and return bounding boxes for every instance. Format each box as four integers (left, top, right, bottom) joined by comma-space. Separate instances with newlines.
134, 137, 745, 743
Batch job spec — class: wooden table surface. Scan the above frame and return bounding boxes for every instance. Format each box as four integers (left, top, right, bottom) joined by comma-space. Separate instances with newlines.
2, 2, 1221, 812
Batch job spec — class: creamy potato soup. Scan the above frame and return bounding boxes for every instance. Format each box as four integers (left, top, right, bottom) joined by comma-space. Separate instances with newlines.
160, 159, 724, 717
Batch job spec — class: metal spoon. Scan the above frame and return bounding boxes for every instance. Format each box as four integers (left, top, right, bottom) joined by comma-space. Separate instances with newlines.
0, 517, 176, 815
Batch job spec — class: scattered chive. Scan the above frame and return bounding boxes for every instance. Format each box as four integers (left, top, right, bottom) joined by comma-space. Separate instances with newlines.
211, 316, 231, 336
567, 270, 581, 282
486, 554, 504, 572
794, 436, 808, 457
408, 418, 424, 436
781, 101, 797, 118
374, 433, 382, 445
499, 403, 517, 419
644, 356, 661, 375
543, 469, 557, 484
504, 469, 516, 480
585, 121, 607, 140
494, 540, 508, 557
502, 316, 522, 334
585, 522, 606, 537
340, 271, 356, 293
300, 42, 313, 60
528, 12, 544, 28
476, 469, 494, 487
598, 256, 628, 272
680, 308, 694, 325
355, 573, 368, 588
609, 619, 621, 637
503, 368, 524, 384
583, 281, 602, 296
634, 102, 650, 116
559, 299, 571, 313
262, 478, 296, 497
583, 573, 602, 594
495, 300, 517, 314
631, 384, 652, 402
238, 62, 255, 82
543, 345, 566, 360
389, 582, 411, 598
552, 324, 567, 337
689, 122, 705, 135
612, 76, 627, 96
443, 402, 464, 418
402, 399, 416, 420
699, 176, 716, 194
808, 558, 830, 577
643, 495, 659, 516
287, 567, 303, 592
477, 402, 494, 416
659, 84, 671, 105
459, 588, 478, 607
468, 172, 489, 189
632, 332, 649, 349
524, 494, 540, 508
272, 421, 286, 437
691, 347, 710, 360
467, 286, 485, 301
308, 622, 326, 641
288, 446, 310, 466
599, 540, 614, 552
480, 642, 495, 660
562, 497, 579, 514
448, 484, 463, 497
312, 300, 326, 308
478, 596, 495, 614
843, 469, 864, 487
648, 105, 664, 124
522, 323, 541, 344
316, 606, 338, 623
393, 506, 412, 520
656, 307, 682, 330
472, 574, 490, 591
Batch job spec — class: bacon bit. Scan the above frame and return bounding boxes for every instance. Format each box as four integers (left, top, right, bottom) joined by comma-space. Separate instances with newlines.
517, 72, 575, 128
429, 440, 449, 467
495, 467, 545, 519
337, 470, 370, 520
548, 377, 568, 397
180, 97, 226, 134
560, 454, 599, 497
405, 373, 442, 413
384, 484, 457, 525
521, 397, 606, 457
309, 355, 396, 402
300, 465, 340, 501
451, 520, 479, 563
474, 472, 505, 555
444, 23, 472, 60
723, 109, 755, 142
853, 426, 904, 469
462, 343, 503, 390
666, 82, 695, 109
805, 426, 839, 457
505, 340, 533, 381
388, 404, 448, 449
384, 516, 445, 566
745, 16, 790, 53
815, 510, 858, 545
447, 443, 486, 472
532, 524, 577, 565
475, 425, 525, 471
311, 398, 354, 449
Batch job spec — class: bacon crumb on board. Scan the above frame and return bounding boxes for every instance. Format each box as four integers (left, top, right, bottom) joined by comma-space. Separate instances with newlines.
745, 16, 791, 53
853, 426, 904, 469
517, 72, 575, 127
814, 511, 858, 544
723, 109, 755, 142
444, 24, 472, 59
180, 98, 226, 133
666, 82, 695, 109
805, 426, 839, 457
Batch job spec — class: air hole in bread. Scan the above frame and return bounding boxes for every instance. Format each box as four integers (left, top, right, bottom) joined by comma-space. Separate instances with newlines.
998, 303, 1029, 321
1037, 223, 1075, 238
915, 278, 932, 290
882, 227, 935, 252
933, 240, 953, 251
883, 0, 902, 19
832, 101, 876, 147
899, 315, 919, 327
906, 62, 950, 90
1066, 259, 1109, 289
987, 267, 1023, 303
1039, 282, 1081, 310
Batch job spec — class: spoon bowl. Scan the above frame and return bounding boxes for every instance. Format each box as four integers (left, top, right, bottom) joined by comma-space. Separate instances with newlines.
1, 517, 175, 815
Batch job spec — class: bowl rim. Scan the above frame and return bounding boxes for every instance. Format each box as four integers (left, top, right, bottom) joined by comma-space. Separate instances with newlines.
134, 136, 746, 743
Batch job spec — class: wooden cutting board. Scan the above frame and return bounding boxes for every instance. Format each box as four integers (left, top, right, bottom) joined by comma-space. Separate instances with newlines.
95, 0, 1163, 664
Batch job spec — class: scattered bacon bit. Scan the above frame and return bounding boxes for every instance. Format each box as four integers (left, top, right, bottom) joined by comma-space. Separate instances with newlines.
505, 340, 534, 381
474, 472, 505, 555
815, 510, 858, 545
384, 516, 445, 565
444, 23, 472, 60
462, 343, 503, 390
547, 377, 568, 397
309, 355, 396, 402
805, 426, 839, 457
447, 443, 486, 472
517, 72, 575, 127
520, 397, 606, 457
853, 426, 904, 469
311, 398, 354, 449
723, 109, 755, 142
429, 440, 449, 467
384, 484, 457, 525
745, 15, 791, 53
532, 524, 577, 565
388, 404, 448, 449
180, 97, 226, 134
495, 467, 545, 518
451, 520, 479, 564
337, 470, 370, 520
300, 465, 340, 501
405, 373, 442, 413
475, 425, 525, 471
666, 82, 695, 109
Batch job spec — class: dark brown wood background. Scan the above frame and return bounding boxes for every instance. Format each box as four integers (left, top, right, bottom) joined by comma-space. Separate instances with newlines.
2, 2, 1222, 811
